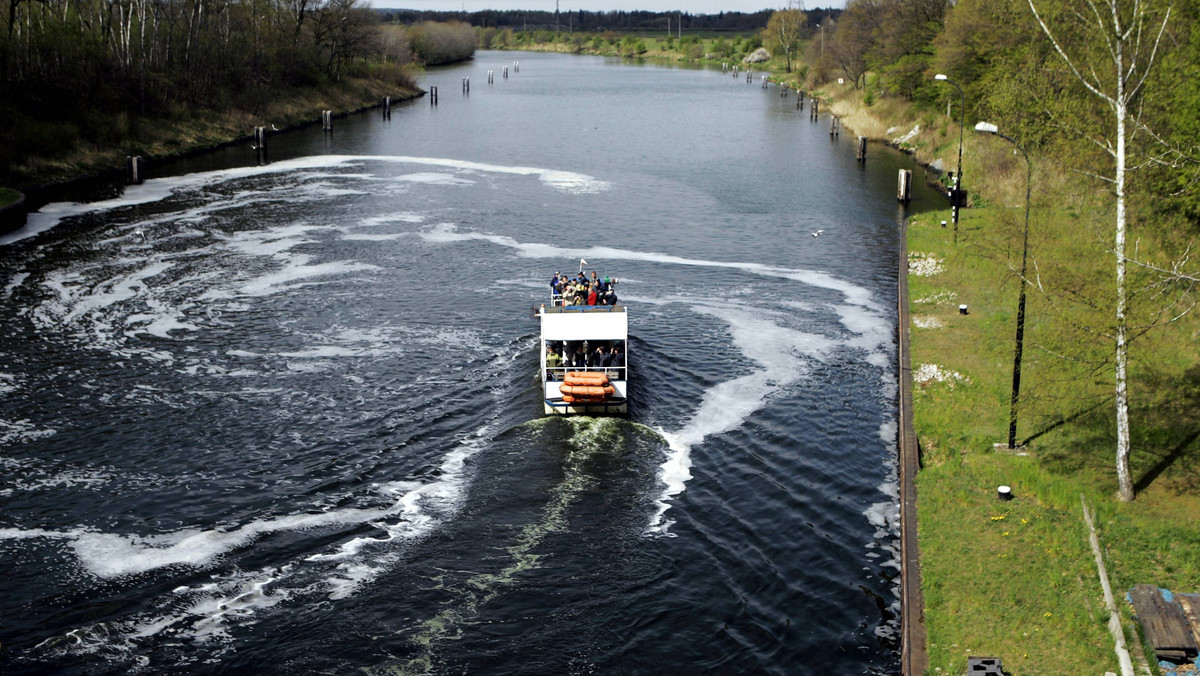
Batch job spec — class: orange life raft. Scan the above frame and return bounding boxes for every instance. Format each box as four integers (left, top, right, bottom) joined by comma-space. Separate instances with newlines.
561, 394, 611, 404
559, 383, 616, 398
563, 371, 609, 385
559, 371, 616, 404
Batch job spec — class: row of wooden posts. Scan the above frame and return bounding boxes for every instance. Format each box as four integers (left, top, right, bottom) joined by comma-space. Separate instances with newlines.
126, 60, 913, 204
736, 74, 913, 203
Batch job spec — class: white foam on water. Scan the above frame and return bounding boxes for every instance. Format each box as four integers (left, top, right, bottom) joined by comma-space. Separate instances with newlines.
225, 350, 260, 358
0, 372, 17, 395
360, 213, 426, 227
304, 438, 482, 574
57, 260, 174, 325
0, 418, 57, 445
2, 155, 606, 249
416, 223, 879, 312
646, 304, 842, 535
225, 257, 378, 298
2, 415, 499, 664
341, 233, 407, 242
125, 313, 200, 339
62, 506, 395, 578
4, 271, 29, 298
395, 172, 475, 185
277, 346, 369, 358
326, 561, 390, 600
12, 469, 114, 492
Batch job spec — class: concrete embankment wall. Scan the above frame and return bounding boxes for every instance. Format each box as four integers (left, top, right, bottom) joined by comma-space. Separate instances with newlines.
0, 193, 27, 235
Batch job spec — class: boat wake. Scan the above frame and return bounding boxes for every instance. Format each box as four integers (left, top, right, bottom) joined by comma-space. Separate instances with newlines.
414, 223, 896, 536
0, 154, 901, 669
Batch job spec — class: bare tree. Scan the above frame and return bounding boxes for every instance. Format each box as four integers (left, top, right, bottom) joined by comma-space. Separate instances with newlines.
764, 8, 805, 73
1026, 0, 1173, 501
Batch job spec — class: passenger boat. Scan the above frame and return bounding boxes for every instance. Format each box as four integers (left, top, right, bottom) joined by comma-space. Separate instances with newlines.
538, 269, 628, 416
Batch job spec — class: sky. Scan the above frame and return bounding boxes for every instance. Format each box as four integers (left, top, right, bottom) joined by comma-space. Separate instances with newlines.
367, 1, 844, 13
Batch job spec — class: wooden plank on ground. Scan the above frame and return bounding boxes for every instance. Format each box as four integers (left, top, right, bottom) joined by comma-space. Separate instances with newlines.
1129, 585, 1198, 660
1176, 594, 1200, 654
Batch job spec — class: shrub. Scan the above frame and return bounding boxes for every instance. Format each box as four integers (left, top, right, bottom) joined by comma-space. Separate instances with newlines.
409, 21, 476, 66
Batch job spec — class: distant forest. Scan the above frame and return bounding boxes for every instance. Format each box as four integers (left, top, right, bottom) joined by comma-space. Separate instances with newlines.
377, 8, 842, 32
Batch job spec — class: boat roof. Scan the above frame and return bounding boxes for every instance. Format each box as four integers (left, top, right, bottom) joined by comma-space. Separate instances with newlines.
540, 305, 627, 340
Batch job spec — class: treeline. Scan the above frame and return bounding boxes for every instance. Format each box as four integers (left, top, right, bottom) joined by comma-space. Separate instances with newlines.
380, 8, 841, 33
2, 0, 397, 119
804, 0, 1200, 223
0, 0, 476, 184
476, 28, 767, 63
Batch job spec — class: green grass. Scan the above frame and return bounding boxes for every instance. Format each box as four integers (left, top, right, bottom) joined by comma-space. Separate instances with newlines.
910, 204, 1200, 674
0, 187, 20, 208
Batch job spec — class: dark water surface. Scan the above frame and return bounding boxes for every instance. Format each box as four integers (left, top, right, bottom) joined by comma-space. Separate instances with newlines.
0, 52, 940, 674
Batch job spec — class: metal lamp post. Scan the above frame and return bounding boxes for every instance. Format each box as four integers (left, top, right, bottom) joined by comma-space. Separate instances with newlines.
935, 74, 965, 239
975, 121, 1032, 450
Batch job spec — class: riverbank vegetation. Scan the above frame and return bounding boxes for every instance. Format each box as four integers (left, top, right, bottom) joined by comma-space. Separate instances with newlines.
780, 0, 1200, 673
0, 1, 476, 188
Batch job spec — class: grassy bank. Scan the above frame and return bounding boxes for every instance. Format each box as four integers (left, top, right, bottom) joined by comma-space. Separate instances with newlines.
804, 68, 1200, 673
0, 187, 20, 208
3, 75, 420, 191
910, 203, 1200, 673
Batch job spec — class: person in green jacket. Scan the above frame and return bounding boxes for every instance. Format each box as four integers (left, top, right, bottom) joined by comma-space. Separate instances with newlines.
546, 344, 562, 379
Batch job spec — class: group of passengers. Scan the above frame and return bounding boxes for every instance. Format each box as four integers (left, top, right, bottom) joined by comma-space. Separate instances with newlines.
550, 270, 618, 307
545, 340, 624, 378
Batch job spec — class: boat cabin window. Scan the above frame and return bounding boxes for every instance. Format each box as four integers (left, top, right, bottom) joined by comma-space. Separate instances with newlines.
544, 340, 625, 380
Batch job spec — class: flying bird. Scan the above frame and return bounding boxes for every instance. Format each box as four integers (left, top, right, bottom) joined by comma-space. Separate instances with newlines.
811, 229, 824, 238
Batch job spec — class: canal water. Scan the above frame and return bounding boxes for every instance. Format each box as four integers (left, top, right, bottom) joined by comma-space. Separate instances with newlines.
0, 51, 940, 674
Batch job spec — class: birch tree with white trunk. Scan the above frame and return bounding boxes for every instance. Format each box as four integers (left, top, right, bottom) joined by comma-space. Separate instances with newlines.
1026, 0, 1172, 501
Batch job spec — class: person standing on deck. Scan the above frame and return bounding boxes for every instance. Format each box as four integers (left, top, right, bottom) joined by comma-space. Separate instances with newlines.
590, 345, 607, 368
587, 284, 598, 306
546, 345, 562, 379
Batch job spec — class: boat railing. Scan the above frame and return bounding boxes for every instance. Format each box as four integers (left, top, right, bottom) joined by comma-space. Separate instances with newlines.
546, 365, 626, 381
542, 303, 624, 313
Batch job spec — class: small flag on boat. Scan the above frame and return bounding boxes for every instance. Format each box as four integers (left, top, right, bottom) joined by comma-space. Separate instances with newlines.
579, 258, 587, 272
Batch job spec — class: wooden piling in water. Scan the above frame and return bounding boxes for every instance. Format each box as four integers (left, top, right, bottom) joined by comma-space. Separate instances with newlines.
429, 86, 438, 105
126, 155, 143, 185
321, 111, 332, 132
810, 99, 819, 121
383, 96, 391, 119
254, 126, 268, 161
897, 169, 912, 203
462, 77, 469, 94
503, 67, 509, 78
856, 136, 868, 162
830, 117, 839, 137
